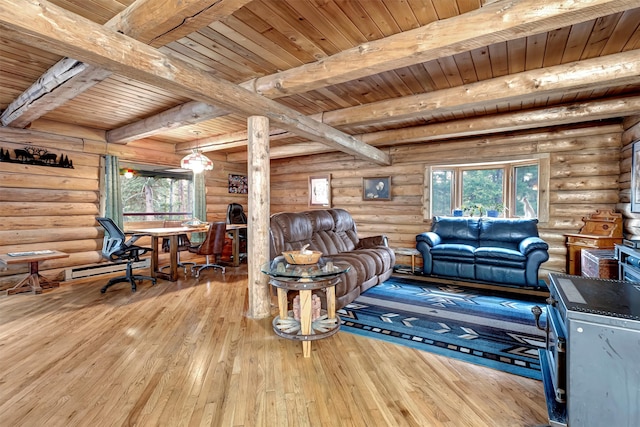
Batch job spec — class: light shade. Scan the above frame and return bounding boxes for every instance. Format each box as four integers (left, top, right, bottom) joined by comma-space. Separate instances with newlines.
181, 149, 213, 173
124, 169, 134, 179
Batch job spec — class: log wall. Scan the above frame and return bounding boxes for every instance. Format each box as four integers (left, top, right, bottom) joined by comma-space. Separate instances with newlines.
618, 115, 640, 238
270, 122, 623, 278
0, 126, 247, 291
0, 120, 624, 290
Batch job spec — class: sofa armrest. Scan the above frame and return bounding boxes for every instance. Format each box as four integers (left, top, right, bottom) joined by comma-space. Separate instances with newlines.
357, 235, 389, 249
416, 232, 441, 247
519, 236, 549, 256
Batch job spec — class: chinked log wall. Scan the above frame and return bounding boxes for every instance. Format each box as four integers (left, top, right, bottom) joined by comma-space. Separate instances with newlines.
269, 122, 623, 279
0, 126, 247, 292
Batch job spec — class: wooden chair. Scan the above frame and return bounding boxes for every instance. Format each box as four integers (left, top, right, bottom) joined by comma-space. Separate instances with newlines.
188, 222, 226, 278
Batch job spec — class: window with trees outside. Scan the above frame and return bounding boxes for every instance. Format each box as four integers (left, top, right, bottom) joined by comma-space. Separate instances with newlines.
427, 157, 548, 221
120, 164, 193, 222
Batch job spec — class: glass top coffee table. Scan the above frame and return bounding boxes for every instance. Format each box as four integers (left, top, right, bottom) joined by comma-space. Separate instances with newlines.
262, 258, 350, 357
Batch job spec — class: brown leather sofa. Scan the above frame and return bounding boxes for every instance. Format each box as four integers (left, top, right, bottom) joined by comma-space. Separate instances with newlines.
269, 208, 395, 309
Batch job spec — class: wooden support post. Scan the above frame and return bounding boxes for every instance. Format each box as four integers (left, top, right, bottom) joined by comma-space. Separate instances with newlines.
247, 115, 271, 319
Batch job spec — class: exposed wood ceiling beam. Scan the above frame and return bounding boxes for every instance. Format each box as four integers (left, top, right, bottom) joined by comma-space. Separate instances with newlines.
106, 102, 229, 144
246, 0, 638, 98
315, 50, 640, 129
111, 0, 637, 144
359, 96, 640, 146
0, 0, 251, 128
179, 50, 640, 154
227, 95, 639, 162
0, 0, 390, 165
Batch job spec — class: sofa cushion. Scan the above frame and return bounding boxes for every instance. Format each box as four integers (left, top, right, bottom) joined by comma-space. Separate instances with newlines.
432, 217, 480, 243
479, 218, 539, 248
474, 247, 526, 262
431, 243, 476, 259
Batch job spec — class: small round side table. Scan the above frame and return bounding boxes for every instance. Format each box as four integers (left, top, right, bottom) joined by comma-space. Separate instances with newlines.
262, 259, 350, 357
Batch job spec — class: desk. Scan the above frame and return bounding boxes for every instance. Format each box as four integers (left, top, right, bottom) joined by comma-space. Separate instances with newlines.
0, 250, 69, 295
226, 224, 247, 266
130, 224, 247, 281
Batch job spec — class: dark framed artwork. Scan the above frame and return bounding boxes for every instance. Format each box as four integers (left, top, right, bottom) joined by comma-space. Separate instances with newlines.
363, 176, 391, 201
308, 174, 331, 207
228, 174, 248, 194
632, 141, 640, 212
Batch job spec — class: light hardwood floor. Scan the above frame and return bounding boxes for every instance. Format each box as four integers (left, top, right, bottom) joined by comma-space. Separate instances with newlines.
0, 267, 549, 426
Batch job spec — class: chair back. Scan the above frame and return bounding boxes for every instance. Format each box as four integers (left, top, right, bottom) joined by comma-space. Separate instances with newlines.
227, 203, 247, 224
96, 217, 126, 260
197, 222, 227, 256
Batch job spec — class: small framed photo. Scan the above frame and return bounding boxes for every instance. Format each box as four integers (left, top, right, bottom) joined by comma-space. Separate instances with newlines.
308, 174, 331, 207
632, 141, 640, 212
363, 176, 391, 201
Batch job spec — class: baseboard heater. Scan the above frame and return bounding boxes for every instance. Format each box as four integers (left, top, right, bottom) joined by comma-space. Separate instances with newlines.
64, 258, 151, 281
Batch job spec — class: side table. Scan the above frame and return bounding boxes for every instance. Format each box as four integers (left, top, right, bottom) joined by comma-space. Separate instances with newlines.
262, 259, 350, 357
0, 250, 69, 295
393, 247, 421, 274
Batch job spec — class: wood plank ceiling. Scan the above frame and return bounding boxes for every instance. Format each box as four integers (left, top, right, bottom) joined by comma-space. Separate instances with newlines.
1, 0, 639, 163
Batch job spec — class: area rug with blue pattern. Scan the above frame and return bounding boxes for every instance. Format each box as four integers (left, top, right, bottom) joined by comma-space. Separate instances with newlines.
338, 275, 548, 379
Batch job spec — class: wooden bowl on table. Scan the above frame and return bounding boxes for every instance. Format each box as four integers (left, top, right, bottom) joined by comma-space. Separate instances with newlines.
282, 250, 323, 265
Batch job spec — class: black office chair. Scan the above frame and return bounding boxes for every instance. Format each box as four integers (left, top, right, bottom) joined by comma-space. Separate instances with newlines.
226, 203, 247, 257
96, 217, 157, 293
188, 222, 226, 278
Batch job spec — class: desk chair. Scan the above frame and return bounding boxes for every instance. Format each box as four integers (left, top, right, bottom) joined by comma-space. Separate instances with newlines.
226, 203, 247, 260
96, 217, 156, 293
188, 221, 226, 278
161, 220, 195, 275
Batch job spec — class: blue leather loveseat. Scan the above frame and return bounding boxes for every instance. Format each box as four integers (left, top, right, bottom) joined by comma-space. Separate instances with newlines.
416, 216, 549, 288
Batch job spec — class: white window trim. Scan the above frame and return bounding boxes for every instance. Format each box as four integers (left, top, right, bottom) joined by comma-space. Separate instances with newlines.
423, 154, 549, 223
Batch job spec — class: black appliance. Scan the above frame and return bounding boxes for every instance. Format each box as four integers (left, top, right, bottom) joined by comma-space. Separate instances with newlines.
532, 273, 640, 427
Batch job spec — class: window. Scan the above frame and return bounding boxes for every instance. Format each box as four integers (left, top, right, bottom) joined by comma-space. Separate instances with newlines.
426, 156, 548, 221
120, 163, 193, 222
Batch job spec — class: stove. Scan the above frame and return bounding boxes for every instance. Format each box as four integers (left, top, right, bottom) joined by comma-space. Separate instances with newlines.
539, 274, 640, 427
551, 274, 640, 323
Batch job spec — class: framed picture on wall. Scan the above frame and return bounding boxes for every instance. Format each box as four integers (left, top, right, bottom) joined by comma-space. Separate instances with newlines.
632, 141, 640, 212
363, 176, 391, 201
308, 174, 331, 207
228, 174, 248, 194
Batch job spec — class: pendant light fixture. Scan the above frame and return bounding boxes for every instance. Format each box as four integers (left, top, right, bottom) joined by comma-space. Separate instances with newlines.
181, 131, 213, 173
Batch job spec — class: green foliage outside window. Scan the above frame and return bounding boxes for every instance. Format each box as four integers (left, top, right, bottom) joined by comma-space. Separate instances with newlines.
461, 169, 503, 215
431, 161, 539, 218
120, 175, 193, 221
432, 170, 453, 216
514, 165, 539, 217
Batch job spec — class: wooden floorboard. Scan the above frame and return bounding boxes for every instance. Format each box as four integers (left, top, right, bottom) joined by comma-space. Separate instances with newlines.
0, 266, 549, 426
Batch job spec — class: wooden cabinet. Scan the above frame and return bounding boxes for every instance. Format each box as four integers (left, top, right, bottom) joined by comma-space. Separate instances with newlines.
565, 210, 622, 275
580, 249, 617, 280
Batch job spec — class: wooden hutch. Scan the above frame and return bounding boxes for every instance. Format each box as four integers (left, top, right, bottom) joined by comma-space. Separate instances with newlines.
565, 210, 623, 276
